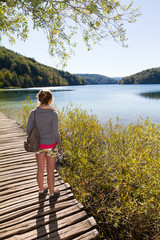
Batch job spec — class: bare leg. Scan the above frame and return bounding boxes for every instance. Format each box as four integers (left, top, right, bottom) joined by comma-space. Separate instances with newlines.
46, 156, 56, 195
36, 152, 46, 192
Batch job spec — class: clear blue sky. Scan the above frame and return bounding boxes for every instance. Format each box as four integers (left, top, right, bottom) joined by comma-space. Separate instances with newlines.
1, 0, 160, 78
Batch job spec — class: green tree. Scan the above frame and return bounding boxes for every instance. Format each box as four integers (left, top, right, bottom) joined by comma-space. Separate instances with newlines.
0, 71, 4, 87
23, 73, 33, 87
3, 69, 12, 86
11, 71, 19, 87
0, 0, 140, 67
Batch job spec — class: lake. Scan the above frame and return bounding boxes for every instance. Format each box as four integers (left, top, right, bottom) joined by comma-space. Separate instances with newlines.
0, 84, 160, 125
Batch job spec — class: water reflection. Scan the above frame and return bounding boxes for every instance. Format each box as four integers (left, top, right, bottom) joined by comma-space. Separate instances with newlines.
140, 91, 160, 99
0, 90, 38, 101
0, 89, 73, 101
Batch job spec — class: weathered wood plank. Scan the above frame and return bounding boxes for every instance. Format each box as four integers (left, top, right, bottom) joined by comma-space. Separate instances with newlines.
73, 229, 99, 240
0, 189, 72, 213
0, 199, 79, 230
0, 154, 36, 164
0, 130, 25, 136
0, 179, 65, 197
1, 204, 84, 240
0, 171, 59, 188
0, 165, 37, 176
0, 169, 59, 187
0, 171, 59, 187
0, 163, 37, 174
0, 192, 75, 231
21, 217, 97, 240
0, 182, 70, 204
0, 207, 87, 239
0, 175, 62, 193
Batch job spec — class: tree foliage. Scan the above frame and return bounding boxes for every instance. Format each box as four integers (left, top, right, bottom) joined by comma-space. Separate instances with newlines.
0, 0, 140, 66
0, 46, 84, 88
120, 67, 160, 84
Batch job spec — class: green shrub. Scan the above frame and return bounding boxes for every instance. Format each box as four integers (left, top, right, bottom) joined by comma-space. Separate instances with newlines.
58, 107, 160, 239
18, 99, 160, 239
17, 96, 36, 128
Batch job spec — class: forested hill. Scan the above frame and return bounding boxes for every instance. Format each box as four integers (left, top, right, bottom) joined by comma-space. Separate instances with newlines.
75, 73, 118, 84
0, 47, 84, 88
119, 67, 160, 84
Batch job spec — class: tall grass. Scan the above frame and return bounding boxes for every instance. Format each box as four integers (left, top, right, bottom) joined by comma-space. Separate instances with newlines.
18, 99, 160, 239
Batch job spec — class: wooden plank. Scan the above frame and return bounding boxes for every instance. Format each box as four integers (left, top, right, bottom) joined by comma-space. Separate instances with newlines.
0, 170, 38, 185
0, 176, 64, 195
0, 173, 39, 188
0, 189, 72, 213
0, 147, 25, 155
0, 204, 84, 240
0, 181, 70, 204
0, 171, 59, 188
0, 136, 25, 142
0, 159, 35, 167
73, 229, 99, 240
0, 191, 75, 230
0, 154, 36, 165
0, 129, 25, 135
0, 145, 24, 153
0, 172, 59, 189
0, 148, 26, 154
0, 206, 86, 239
0, 150, 34, 158
0, 150, 27, 159
0, 175, 62, 193
0, 124, 20, 129
0, 199, 79, 230
18, 217, 97, 240
0, 134, 25, 140
0, 155, 35, 163
0, 163, 37, 174
0, 165, 38, 176
0, 169, 58, 186
0, 178, 65, 197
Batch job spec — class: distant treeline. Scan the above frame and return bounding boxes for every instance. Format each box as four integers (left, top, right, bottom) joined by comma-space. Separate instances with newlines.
120, 67, 160, 84
75, 73, 118, 84
0, 47, 84, 88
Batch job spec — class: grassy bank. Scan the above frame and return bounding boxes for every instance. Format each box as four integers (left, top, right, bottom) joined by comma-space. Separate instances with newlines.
18, 99, 160, 239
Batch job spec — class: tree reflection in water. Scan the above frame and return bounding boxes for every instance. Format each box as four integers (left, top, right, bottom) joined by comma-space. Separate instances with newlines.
140, 91, 160, 99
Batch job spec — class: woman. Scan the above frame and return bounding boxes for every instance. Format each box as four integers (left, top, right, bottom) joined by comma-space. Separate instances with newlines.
26, 90, 61, 202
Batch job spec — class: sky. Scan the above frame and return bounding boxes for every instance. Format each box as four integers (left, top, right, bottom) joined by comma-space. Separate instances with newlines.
1, 0, 160, 78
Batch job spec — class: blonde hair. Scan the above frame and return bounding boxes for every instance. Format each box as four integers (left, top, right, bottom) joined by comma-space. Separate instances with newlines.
37, 90, 54, 105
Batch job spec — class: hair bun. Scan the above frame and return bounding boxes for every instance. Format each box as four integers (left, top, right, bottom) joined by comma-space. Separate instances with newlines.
37, 89, 53, 105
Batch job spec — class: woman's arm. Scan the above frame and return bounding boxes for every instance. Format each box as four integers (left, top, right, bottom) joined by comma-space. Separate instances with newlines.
52, 112, 61, 146
26, 111, 34, 135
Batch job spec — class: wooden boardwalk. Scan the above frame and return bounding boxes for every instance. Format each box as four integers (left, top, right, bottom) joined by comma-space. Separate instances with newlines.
0, 112, 99, 240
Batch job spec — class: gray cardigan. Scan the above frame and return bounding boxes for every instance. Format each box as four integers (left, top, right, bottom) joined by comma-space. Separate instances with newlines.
26, 107, 61, 146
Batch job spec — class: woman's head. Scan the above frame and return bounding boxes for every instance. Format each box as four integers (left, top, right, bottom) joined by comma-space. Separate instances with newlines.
37, 90, 54, 105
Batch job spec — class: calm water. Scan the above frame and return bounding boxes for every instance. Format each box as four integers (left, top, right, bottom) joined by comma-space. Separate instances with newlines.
0, 84, 160, 125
